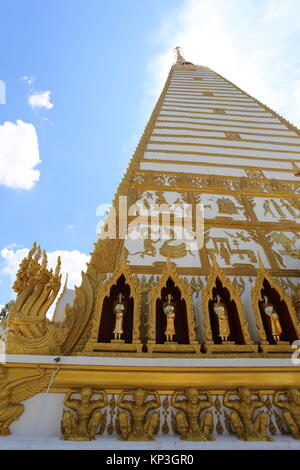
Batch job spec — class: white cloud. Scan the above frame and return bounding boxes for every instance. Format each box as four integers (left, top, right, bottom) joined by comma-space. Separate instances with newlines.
67, 225, 75, 231
0, 247, 90, 292
144, 0, 300, 128
28, 90, 53, 110
0, 120, 40, 190
21, 75, 35, 85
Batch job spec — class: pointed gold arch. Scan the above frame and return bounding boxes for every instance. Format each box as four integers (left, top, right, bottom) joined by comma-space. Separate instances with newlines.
201, 258, 257, 354
251, 260, 300, 354
85, 261, 142, 353
147, 261, 200, 354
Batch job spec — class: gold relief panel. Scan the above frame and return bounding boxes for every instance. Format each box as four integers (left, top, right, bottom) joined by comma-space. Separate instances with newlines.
204, 227, 269, 269
264, 231, 300, 270
201, 194, 249, 221
253, 197, 300, 224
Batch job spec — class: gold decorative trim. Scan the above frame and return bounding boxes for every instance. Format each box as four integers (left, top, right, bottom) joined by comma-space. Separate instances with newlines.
128, 265, 300, 278
3, 363, 300, 391
131, 171, 300, 197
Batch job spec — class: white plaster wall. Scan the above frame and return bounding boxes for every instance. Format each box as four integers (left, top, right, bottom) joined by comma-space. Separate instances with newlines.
140, 162, 246, 178
154, 122, 296, 136
254, 197, 300, 223
205, 228, 271, 269
153, 128, 300, 144
144, 152, 293, 171
150, 136, 300, 153
147, 143, 299, 161
157, 116, 288, 129
159, 111, 279, 123
9, 393, 64, 439
163, 102, 264, 112
201, 194, 247, 221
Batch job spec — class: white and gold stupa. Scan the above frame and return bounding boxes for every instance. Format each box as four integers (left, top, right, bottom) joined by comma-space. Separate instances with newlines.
1, 48, 300, 449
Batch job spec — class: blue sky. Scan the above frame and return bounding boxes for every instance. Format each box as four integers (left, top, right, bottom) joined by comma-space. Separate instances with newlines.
1, 0, 300, 307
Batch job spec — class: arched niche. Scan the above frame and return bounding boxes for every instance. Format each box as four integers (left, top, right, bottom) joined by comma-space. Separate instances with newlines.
98, 274, 134, 344
85, 264, 142, 353
208, 278, 244, 345
155, 277, 189, 345
252, 262, 300, 354
147, 261, 200, 354
202, 259, 257, 354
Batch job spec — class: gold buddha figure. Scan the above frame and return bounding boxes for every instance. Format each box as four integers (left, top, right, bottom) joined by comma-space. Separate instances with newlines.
261, 295, 282, 342
113, 293, 126, 341
163, 294, 176, 343
213, 294, 230, 342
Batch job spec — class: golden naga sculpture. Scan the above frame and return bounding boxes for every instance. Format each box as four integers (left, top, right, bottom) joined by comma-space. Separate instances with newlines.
6, 242, 68, 355
273, 388, 300, 440
61, 388, 107, 441
260, 296, 283, 342
213, 295, 231, 342
112, 293, 126, 341
0, 365, 53, 436
163, 294, 176, 343
224, 387, 272, 441
171, 388, 214, 441
117, 388, 160, 441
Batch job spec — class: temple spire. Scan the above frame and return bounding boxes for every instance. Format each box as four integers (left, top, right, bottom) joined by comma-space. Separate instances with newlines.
174, 46, 186, 65
174, 46, 194, 66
